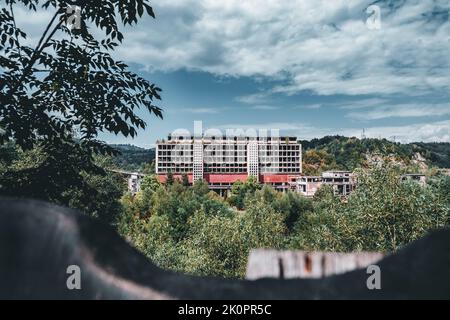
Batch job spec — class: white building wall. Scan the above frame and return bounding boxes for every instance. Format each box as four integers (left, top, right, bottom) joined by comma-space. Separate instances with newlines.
247, 141, 259, 179
193, 141, 204, 182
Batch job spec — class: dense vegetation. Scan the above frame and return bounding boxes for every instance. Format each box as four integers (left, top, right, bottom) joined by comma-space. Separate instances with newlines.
300, 136, 450, 175
2, 139, 449, 279
111, 144, 155, 172
118, 164, 450, 279
0, 142, 125, 225
0, 0, 161, 215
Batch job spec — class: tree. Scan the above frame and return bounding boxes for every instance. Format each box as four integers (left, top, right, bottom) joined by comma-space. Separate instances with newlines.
302, 149, 336, 175
181, 173, 189, 187
142, 160, 156, 174
192, 179, 209, 196
140, 174, 161, 194
289, 164, 450, 252
166, 171, 174, 186
133, 173, 161, 215
0, 1, 162, 205
272, 190, 313, 231
228, 176, 261, 210
0, 143, 125, 224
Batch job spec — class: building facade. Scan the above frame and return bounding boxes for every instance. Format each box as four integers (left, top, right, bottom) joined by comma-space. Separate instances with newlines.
156, 135, 302, 193
127, 173, 143, 195
296, 171, 356, 197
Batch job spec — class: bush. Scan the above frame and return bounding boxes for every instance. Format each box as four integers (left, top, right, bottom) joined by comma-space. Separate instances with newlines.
118, 163, 450, 278
289, 164, 450, 252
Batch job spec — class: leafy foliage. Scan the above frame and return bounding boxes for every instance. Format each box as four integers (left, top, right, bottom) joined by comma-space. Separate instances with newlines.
1, 0, 162, 151
118, 179, 286, 278
300, 136, 450, 173
302, 149, 336, 175
119, 163, 450, 278
227, 175, 261, 210
289, 164, 450, 252
0, 0, 162, 207
0, 143, 125, 224
110, 144, 155, 172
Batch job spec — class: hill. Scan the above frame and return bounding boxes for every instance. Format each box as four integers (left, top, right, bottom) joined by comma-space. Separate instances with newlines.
299, 136, 450, 175
110, 144, 155, 172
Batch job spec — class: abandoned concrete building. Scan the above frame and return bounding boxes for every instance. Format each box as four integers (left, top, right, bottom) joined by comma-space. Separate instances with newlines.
127, 172, 144, 194
125, 135, 435, 198
155, 134, 302, 194
296, 171, 356, 197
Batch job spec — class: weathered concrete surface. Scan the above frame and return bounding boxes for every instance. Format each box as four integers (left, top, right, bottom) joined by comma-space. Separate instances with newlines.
246, 250, 385, 280
0, 196, 449, 299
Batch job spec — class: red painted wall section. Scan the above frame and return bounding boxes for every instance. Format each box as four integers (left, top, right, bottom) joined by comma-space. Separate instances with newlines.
205, 174, 249, 184
157, 174, 295, 184
260, 175, 291, 183
158, 174, 193, 183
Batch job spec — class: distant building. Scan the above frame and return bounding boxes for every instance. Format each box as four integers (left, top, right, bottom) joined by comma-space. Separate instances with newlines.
127, 173, 142, 194
322, 171, 356, 196
127, 172, 142, 194
110, 169, 145, 195
297, 171, 356, 197
156, 134, 302, 194
296, 176, 322, 197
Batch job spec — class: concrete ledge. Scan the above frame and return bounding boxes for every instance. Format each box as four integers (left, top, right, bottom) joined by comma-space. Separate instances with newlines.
0, 196, 449, 299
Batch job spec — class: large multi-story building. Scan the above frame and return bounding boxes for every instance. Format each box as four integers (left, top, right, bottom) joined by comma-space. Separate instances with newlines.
156, 135, 302, 193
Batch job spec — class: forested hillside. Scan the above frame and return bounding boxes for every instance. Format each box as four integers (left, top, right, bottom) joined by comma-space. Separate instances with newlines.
110, 144, 155, 172
300, 136, 450, 175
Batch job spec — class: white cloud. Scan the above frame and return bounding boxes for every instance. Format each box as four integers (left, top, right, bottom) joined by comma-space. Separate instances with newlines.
12, 1, 450, 98
235, 92, 273, 105
347, 103, 450, 120
251, 105, 280, 110
347, 120, 450, 143
115, 0, 450, 97
338, 98, 389, 110
218, 120, 450, 143
294, 103, 323, 110
183, 107, 220, 114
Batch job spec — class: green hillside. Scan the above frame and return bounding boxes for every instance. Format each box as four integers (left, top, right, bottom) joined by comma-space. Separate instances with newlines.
110, 144, 155, 172
299, 136, 450, 175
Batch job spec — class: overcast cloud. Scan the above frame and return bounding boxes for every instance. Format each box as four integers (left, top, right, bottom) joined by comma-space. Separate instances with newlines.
11, 0, 450, 144
116, 0, 450, 96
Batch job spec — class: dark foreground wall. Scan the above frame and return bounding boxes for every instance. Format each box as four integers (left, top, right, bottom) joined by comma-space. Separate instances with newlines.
0, 196, 449, 299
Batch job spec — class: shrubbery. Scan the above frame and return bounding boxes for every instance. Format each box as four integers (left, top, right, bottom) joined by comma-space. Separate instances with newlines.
118, 164, 450, 279
0, 143, 125, 225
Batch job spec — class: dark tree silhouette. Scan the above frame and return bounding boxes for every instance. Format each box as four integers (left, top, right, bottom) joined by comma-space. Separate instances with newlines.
1, 0, 162, 151
0, 0, 162, 207
166, 171, 174, 186
182, 173, 189, 187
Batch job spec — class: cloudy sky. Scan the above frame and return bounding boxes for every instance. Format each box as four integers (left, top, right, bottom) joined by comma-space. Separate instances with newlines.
16, 0, 450, 147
